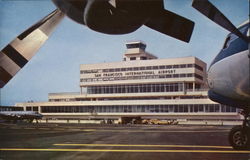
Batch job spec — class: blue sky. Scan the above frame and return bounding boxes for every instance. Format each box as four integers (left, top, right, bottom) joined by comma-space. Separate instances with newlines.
0, 0, 248, 105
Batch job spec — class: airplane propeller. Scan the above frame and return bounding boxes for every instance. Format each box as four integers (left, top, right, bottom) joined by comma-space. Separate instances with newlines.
0, 0, 195, 88
0, 9, 65, 88
192, 0, 249, 43
52, 0, 194, 41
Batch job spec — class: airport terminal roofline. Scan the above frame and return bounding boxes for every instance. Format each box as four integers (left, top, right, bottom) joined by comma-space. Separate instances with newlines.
80, 56, 205, 67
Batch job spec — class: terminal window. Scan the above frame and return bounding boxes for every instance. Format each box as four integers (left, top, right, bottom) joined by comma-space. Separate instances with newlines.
40, 104, 236, 113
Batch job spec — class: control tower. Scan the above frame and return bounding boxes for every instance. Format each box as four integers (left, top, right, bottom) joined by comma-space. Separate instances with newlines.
123, 41, 157, 61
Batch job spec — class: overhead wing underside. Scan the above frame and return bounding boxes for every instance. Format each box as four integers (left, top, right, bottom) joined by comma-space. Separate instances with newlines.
0, 9, 65, 88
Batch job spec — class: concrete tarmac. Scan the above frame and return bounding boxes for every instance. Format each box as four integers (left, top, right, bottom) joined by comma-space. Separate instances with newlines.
0, 123, 249, 160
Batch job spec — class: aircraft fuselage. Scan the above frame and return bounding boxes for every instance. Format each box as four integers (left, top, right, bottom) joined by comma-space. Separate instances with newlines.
207, 21, 250, 109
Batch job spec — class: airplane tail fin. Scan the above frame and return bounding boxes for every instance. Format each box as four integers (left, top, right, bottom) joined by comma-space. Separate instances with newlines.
145, 9, 194, 43
0, 9, 65, 88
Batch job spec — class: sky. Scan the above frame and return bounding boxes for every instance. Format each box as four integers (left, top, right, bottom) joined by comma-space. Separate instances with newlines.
0, 0, 249, 106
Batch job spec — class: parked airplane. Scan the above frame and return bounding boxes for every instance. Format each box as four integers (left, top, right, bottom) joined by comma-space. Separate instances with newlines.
0, 0, 194, 88
0, 111, 43, 123
192, 0, 250, 150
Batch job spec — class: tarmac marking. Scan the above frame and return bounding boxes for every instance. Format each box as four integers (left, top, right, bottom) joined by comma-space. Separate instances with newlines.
38, 128, 50, 130
82, 129, 97, 132
81, 129, 228, 133
53, 144, 232, 149
0, 148, 250, 153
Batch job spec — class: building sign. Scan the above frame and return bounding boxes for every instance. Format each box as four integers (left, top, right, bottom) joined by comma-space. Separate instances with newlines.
94, 69, 176, 78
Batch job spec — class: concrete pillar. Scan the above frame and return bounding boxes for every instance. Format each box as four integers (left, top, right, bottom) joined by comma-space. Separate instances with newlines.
193, 82, 195, 91
219, 104, 222, 112
183, 82, 186, 94
38, 106, 41, 113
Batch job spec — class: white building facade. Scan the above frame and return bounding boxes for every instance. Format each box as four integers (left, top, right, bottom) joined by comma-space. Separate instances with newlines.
16, 41, 239, 121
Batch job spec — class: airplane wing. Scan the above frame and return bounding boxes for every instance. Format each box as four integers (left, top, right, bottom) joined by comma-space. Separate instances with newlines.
145, 9, 194, 43
0, 111, 42, 121
192, 0, 249, 42
0, 9, 65, 88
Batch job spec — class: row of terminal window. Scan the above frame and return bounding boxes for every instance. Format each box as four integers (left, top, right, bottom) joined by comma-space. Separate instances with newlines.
49, 96, 208, 102
26, 106, 38, 111
80, 73, 203, 83
86, 83, 185, 94
80, 63, 203, 74
41, 104, 236, 113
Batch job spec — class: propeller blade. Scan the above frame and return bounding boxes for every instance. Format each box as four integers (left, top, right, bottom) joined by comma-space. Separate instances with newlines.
0, 9, 65, 88
145, 9, 194, 43
192, 0, 249, 42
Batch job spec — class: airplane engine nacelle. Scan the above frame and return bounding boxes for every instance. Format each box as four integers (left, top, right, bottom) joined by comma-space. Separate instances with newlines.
52, 0, 164, 34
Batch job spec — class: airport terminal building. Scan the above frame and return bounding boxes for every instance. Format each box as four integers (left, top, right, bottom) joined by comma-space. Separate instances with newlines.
15, 41, 240, 123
